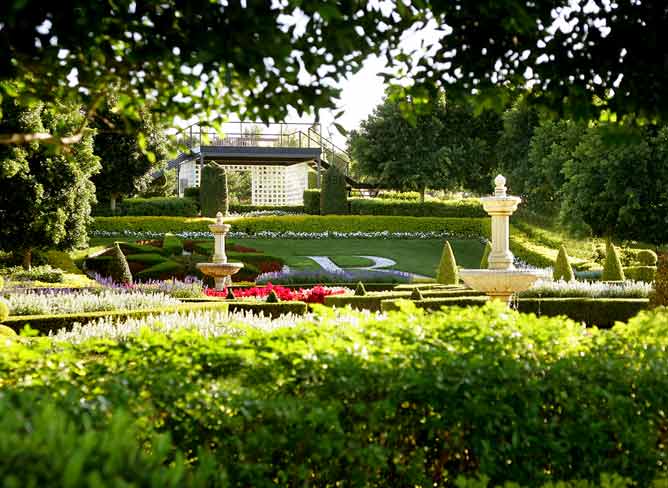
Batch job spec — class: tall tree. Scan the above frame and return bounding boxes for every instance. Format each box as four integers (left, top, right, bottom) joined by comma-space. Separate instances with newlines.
349, 96, 501, 199
0, 97, 100, 268
91, 103, 168, 212
348, 97, 449, 202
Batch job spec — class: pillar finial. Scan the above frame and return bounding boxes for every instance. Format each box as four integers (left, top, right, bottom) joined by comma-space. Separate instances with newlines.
494, 174, 507, 197
216, 211, 224, 224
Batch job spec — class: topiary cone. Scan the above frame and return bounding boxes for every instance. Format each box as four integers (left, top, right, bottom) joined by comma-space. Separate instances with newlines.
226, 287, 236, 300
480, 242, 492, 269
354, 281, 367, 296
266, 290, 280, 303
320, 164, 348, 215
602, 240, 625, 281
553, 245, 575, 281
200, 163, 229, 217
110, 243, 133, 285
410, 288, 424, 300
436, 241, 458, 285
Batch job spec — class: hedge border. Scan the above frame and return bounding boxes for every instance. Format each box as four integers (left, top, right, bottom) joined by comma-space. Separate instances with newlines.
3, 302, 230, 334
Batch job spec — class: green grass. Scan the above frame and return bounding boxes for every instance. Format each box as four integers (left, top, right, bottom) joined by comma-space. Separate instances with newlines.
329, 255, 376, 268
89, 237, 485, 277
229, 238, 484, 277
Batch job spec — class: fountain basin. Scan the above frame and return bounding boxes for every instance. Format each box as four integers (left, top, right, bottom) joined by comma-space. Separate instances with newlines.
459, 268, 548, 304
196, 262, 244, 290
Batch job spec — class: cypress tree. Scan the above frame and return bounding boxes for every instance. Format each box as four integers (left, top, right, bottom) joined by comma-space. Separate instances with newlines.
320, 164, 348, 214
200, 163, 229, 217
266, 290, 280, 303
410, 288, 424, 300
436, 241, 458, 285
226, 287, 236, 300
480, 242, 492, 269
602, 240, 625, 281
553, 245, 575, 281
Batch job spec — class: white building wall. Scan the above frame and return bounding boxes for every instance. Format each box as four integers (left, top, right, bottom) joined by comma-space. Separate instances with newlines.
285, 163, 309, 205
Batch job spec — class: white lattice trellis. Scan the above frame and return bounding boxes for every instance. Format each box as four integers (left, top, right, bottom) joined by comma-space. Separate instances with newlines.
189, 163, 308, 205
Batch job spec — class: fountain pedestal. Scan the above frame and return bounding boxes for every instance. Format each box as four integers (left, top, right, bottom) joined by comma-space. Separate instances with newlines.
196, 212, 243, 290
459, 175, 546, 305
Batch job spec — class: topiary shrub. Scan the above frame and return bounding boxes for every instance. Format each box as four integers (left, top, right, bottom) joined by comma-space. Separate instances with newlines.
320, 165, 348, 215
109, 243, 133, 285
436, 241, 458, 285
650, 253, 668, 308
480, 242, 492, 269
266, 290, 280, 303
0, 324, 16, 336
602, 241, 625, 281
303, 189, 321, 215
624, 266, 657, 283
200, 163, 229, 217
553, 245, 575, 281
410, 288, 424, 300
354, 282, 367, 296
637, 249, 658, 266
226, 288, 236, 300
0, 300, 9, 322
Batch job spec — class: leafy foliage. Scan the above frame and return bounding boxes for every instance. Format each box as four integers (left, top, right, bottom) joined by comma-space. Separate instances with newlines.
303, 189, 321, 215
650, 253, 668, 308
354, 282, 367, 296
0, 99, 99, 266
553, 245, 575, 281
637, 250, 658, 266
320, 164, 348, 215
0, 300, 8, 322
199, 163, 229, 217
91, 102, 168, 212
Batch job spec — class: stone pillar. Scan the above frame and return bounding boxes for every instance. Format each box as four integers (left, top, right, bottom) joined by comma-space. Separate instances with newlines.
482, 175, 521, 270
210, 212, 230, 264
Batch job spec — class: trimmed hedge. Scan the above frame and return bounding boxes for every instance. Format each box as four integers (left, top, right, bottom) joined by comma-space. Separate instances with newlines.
121, 197, 198, 217
624, 265, 657, 283
303, 189, 321, 215
91, 215, 490, 236
227, 300, 307, 318
229, 204, 304, 214
349, 197, 486, 218
135, 260, 182, 280
325, 289, 484, 311
380, 297, 648, 326
517, 298, 648, 328
320, 164, 348, 215
2, 302, 229, 334
162, 233, 183, 256
200, 164, 228, 217
125, 253, 166, 265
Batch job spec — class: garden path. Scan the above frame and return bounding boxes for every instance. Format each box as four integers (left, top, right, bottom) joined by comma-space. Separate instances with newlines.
305, 255, 429, 279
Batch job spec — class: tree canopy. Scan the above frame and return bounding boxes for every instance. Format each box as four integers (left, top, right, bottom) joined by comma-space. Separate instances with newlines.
1, 1, 667, 147
348, 96, 501, 199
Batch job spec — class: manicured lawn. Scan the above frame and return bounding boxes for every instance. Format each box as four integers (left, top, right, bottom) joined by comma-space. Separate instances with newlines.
88, 237, 484, 277
229, 238, 484, 277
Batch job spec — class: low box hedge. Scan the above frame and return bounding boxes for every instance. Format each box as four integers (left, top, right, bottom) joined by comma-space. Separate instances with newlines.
349, 197, 486, 218
103, 197, 200, 217
303, 189, 321, 214
135, 260, 182, 280
2, 302, 229, 334
227, 301, 308, 317
380, 296, 648, 327
325, 289, 485, 311
623, 265, 657, 283
517, 297, 649, 328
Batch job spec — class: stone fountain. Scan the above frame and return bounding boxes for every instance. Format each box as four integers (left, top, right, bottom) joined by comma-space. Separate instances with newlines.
196, 212, 243, 290
459, 175, 547, 305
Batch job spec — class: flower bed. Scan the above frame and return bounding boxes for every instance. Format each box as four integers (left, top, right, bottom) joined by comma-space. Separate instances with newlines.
518, 279, 653, 298
256, 268, 412, 285
205, 283, 348, 304
3, 289, 181, 316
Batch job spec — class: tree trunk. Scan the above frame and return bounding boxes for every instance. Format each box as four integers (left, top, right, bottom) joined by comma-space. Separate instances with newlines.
420, 186, 426, 203
22, 248, 32, 270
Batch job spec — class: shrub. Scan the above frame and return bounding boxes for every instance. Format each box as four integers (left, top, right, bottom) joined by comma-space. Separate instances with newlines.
0, 300, 8, 322
517, 298, 648, 328
200, 164, 229, 217
553, 245, 575, 281
480, 241, 492, 268
125, 253, 167, 265
162, 233, 183, 256
0, 324, 16, 335
0, 276, 4, 290
637, 249, 658, 266
650, 253, 668, 308
602, 241, 625, 281
349, 198, 486, 218
183, 186, 200, 200
320, 164, 348, 215
355, 282, 367, 296
109, 243, 133, 285
121, 197, 198, 216
265, 290, 280, 303
623, 266, 657, 283
436, 241, 458, 285
8, 265, 64, 283
410, 288, 424, 300
226, 288, 235, 300
303, 189, 321, 214
136, 260, 182, 281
